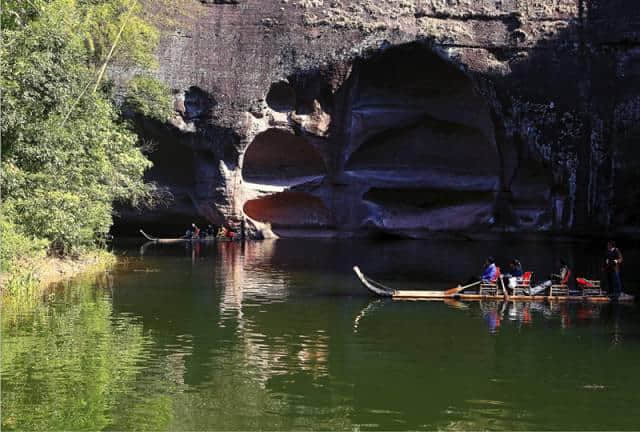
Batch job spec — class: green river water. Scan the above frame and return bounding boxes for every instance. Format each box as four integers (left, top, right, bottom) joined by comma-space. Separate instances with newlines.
2, 239, 640, 430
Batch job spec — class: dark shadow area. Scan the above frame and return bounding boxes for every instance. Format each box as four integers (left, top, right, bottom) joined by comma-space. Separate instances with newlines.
357, 42, 473, 98
266, 81, 296, 112
363, 188, 495, 211
495, 0, 640, 230
112, 86, 235, 236
182, 86, 217, 122
347, 116, 496, 176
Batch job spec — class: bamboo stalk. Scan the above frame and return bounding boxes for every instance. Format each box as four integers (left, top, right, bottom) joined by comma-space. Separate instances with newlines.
93, 0, 137, 93
61, 0, 137, 126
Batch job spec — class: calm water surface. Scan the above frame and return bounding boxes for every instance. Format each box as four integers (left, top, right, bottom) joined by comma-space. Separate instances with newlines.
2, 239, 640, 430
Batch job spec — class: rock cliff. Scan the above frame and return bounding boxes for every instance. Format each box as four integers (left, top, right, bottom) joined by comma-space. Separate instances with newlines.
114, 0, 640, 238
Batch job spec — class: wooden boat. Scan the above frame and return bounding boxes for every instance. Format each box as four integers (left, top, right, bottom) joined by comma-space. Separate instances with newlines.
353, 266, 633, 303
139, 229, 237, 243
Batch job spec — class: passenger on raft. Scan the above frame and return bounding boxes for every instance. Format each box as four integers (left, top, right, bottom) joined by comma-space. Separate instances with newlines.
506, 259, 523, 278
604, 240, 623, 299
504, 259, 523, 295
218, 226, 236, 239
191, 223, 201, 239
205, 224, 217, 237
551, 259, 571, 284
481, 257, 497, 283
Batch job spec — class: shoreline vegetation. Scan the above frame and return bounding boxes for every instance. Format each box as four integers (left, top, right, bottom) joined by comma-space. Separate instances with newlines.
1, 0, 174, 311
0, 249, 116, 324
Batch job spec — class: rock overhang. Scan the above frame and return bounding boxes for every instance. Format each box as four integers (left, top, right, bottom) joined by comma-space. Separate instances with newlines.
112, 0, 640, 237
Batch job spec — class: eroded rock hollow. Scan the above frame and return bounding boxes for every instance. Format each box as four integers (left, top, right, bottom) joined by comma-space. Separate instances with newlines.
114, 0, 640, 238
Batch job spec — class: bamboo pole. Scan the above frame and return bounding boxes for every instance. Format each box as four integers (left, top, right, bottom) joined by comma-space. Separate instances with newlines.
61, 0, 137, 126
93, 0, 137, 93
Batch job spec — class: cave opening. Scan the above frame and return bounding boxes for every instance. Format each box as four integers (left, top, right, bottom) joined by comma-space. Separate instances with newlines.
266, 81, 296, 112
347, 116, 497, 178
243, 192, 330, 228
242, 128, 326, 186
357, 42, 473, 100
347, 42, 497, 170
339, 42, 501, 232
111, 125, 200, 235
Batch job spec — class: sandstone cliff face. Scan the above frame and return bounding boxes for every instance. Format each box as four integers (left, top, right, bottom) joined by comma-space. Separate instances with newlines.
114, 0, 640, 238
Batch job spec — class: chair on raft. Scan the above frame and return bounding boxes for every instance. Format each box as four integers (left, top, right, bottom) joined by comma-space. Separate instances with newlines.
550, 270, 571, 297
576, 277, 603, 296
479, 266, 502, 296
512, 271, 534, 296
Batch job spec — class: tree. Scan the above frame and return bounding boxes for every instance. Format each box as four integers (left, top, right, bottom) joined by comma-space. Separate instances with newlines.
1, 0, 172, 257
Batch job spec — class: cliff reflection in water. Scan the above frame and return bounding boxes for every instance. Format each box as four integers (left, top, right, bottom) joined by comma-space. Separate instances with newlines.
216, 241, 329, 387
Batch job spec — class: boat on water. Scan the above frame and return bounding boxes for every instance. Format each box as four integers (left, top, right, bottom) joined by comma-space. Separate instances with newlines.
353, 266, 634, 303
139, 229, 238, 243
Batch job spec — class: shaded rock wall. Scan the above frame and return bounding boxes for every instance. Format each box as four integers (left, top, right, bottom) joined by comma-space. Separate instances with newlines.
113, 0, 640, 238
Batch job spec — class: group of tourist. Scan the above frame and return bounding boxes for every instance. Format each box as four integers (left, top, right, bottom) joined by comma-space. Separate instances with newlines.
479, 240, 625, 298
183, 223, 237, 240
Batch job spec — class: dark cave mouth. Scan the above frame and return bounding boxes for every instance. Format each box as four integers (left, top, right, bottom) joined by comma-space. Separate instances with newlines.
266, 81, 296, 112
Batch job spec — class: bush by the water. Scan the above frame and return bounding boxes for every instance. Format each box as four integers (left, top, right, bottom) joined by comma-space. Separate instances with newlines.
0, 211, 48, 294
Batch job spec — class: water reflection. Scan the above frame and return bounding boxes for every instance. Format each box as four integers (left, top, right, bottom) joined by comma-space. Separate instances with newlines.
354, 297, 634, 342
218, 241, 289, 324
215, 241, 329, 385
1, 278, 160, 430
3, 239, 640, 430
477, 300, 630, 336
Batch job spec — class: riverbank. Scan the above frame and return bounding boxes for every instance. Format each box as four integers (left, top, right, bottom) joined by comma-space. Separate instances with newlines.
0, 250, 116, 317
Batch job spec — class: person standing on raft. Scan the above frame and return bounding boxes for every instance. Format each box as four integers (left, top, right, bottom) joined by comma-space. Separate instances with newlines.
604, 240, 623, 299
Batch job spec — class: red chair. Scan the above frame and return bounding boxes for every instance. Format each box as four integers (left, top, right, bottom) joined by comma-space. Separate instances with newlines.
513, 271, 533, 296
576, 277, 603, 296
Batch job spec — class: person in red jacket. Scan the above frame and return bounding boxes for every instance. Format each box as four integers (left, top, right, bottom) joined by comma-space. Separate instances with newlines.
191, 223, 200, 238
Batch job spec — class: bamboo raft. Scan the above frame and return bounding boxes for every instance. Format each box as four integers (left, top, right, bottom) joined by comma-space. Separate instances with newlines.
353, 266, 633, 303
139, 229, 237, 243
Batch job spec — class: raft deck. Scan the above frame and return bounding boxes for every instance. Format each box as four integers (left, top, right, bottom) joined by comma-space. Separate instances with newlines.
353, 266, 632, 303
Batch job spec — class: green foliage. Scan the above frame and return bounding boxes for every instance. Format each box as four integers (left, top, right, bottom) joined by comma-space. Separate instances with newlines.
1, 0, 159, 68
0, 0, 45, 31
0, 206, 47, 284
80, 0, 160, 68
1, 0, 169, 257
124, 74, 174, 122
0, 209, 48, 296
0, 210, 46, 272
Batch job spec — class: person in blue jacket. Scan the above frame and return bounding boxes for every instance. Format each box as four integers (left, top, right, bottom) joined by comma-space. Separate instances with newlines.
482, 257, 497, 283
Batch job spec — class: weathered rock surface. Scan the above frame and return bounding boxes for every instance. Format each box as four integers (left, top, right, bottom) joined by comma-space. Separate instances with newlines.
113, 0, 640, 238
